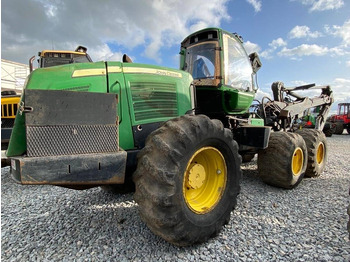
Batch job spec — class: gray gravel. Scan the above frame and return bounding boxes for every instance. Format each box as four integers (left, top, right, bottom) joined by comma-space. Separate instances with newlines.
2, 134, 350, 261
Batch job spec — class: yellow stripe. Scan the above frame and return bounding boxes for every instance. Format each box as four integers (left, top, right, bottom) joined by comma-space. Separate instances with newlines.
41, 50, 86, 56
72, 68, 106, 78
123, 67, 182, 78
107, 66, 122, 73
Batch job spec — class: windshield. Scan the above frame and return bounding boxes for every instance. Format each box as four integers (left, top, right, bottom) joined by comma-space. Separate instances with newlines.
185, 43, 217, 80
223, 33, 253, 91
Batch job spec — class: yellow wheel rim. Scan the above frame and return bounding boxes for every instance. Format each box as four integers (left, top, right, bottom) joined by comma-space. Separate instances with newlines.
316, 142, 325, 165
183, 146, 227, 214
292, 147, 303, 176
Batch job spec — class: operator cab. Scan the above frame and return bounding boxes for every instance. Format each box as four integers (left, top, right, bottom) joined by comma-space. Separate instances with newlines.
180, 28, 261, 117
181, 29, 261, 92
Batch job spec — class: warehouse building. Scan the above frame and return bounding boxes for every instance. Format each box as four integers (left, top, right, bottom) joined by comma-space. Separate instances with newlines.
1, 59, 29, 95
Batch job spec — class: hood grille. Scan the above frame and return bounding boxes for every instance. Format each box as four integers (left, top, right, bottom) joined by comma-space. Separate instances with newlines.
130, 82, 178, 122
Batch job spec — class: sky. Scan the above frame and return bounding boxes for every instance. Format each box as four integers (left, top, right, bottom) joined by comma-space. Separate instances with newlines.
1, 0, 350, 113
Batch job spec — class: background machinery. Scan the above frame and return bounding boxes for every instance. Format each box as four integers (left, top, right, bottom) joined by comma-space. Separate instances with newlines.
329, 103, 350, 135
29, 45, 92, 72
299, 106, 335, 137
6, 28, 333, 246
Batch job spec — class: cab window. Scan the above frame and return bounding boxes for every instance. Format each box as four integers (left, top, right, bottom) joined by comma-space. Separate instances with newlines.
223, 33, 253, 91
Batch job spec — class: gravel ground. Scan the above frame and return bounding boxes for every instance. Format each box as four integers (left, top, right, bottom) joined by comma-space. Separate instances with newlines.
1, 133, 350, 261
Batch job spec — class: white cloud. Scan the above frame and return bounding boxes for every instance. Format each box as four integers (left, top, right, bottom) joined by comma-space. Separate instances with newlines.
331, 19, 350, 47
278, 20, 350, 60
279, 44, 329, 57
289, 25, 322, 39
269, 38, 287, 49
88, 44, 123, 62
292, 0, 344, 12
1, 0, 231, 64
310, 0, 344, 11
346, 61, 350, 67
329, 78, 350, 112
260, 38, 287, 59
260, 50, 273, 59
243, 41, 261, 55
246, 0, 262, 12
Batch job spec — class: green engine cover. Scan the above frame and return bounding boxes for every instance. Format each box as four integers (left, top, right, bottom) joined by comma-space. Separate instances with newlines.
7, 61, 194, 157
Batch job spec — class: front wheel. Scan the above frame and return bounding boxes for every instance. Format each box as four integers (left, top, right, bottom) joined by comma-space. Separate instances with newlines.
133, 115, 242, 246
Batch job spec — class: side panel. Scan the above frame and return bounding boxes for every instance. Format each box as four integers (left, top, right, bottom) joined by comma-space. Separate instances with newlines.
106, 62, 134, 150
222, 86, 255, 114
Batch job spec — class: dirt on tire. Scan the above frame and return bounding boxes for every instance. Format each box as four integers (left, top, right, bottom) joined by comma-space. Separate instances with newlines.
258, 132, 307, 189
133, 115, 242, 246
295, 129, 327, 178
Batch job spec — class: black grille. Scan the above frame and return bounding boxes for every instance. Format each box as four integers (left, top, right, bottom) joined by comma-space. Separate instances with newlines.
26, 125, 119, 157
1, 118, 15, 128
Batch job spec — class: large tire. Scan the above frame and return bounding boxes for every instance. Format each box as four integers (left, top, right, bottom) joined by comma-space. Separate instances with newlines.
295, 129, 327, 178
322, 122, 334, 137
323, 128, 333, 137
334, 122, 344, 135
258, 132, 307, 189
133, 115, 242, 246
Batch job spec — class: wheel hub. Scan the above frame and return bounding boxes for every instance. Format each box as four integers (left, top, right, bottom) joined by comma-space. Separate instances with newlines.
183, 147, 227, 214
316, 142, 324, 164
187, 163, 206, 189
292, 147, 303, 176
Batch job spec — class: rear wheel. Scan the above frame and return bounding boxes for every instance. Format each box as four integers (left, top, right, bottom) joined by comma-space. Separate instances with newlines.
334, 122, 344, 135
323, 129, 333, 137
133, 115, 241, 246
295, 129, 327, 178
258, 132, 307, 189
322, 123, 334, 137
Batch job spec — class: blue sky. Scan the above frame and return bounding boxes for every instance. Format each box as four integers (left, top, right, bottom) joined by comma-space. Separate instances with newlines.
2, 0, 350, 112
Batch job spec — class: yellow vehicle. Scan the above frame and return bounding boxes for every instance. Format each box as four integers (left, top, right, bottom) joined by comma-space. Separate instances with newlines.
1, 91, 21, 165
29, 45, 92, 72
